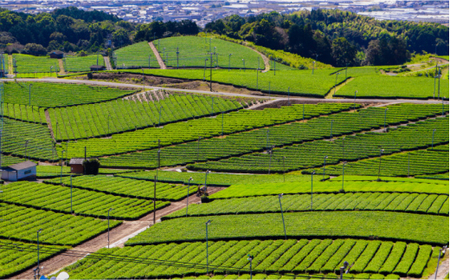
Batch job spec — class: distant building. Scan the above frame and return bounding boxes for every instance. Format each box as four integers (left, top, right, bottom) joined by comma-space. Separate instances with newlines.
1, 161, 37, 181
90, 65, 106, 71
69, 158, 85, 174
49, 51, 64, 59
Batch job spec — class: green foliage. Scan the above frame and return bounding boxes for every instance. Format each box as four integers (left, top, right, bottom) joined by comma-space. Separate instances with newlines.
310, 147, 449, 177
0, 203, 121, 245
156, 36, 264, 69
0, 239, 66, 279
127, 212, 448, 246
3, 118, 56, 160
4, 103, 45, 124
125, 68, 345, 97
336, 75, 449, 99
63, 239, 435, 279
210, 180, 448, 199
115, 41, 158, 69
13, 54, 59, 73
120, 171, 324, 186
4, 81, 134, 107
200, 34, 332, 69
165, 192, 448, 219
46, 175, 196, 201
2, 181, 168, 219
49, 92, 246, 141
65, 103, 353, 159
191, 116, 449, 173
64, 55, 104, 72
82, 158, 100, 175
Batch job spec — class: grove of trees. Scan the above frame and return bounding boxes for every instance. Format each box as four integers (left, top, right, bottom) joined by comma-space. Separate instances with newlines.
0, 7, 447, 67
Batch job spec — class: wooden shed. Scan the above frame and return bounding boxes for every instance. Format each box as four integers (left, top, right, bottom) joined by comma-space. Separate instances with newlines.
1, 161, 37, 181
50, 51, 64, 59
69, 158, 85, 174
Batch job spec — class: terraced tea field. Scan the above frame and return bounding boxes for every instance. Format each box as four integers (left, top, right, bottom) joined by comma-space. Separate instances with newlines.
1, 38, 449, 280
115, 41, 158, 69
155, 36, 264, 69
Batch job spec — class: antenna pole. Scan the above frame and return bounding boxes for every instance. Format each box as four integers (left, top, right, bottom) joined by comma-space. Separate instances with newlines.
154, 175, 156, 225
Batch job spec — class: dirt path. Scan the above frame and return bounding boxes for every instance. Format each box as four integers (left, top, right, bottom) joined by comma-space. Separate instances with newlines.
58, 59, 65, 75
104, 56, 112, 70
12, 187, 226, 279
149, 42, 167, 69
428, 256, 449, 280
8, 54, 13, 76
242, 42, 270, 72
325, 78, 354, 99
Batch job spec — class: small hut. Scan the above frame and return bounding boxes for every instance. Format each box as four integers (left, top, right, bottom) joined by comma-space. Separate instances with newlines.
69, 158, 85, 174
1, 161, 37, 181
50, 51, 64, 59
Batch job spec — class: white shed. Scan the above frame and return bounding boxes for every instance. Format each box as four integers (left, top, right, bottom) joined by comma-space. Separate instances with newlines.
1, 161, 37, 181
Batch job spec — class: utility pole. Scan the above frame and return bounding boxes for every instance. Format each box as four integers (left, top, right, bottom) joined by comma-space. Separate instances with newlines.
210, 53, 213, 92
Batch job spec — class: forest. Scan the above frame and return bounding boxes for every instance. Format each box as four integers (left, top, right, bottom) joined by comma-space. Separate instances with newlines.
0, 7, 447, 67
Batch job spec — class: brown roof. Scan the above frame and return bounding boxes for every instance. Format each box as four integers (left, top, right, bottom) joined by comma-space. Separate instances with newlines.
69, 158, 85, 165
7, 161, 36, 170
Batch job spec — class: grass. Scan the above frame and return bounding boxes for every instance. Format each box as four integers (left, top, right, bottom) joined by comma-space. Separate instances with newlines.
155, 36, 265, 69
4, 81, 135, 107
12, 54, 59, 73
115, 41, 158, 69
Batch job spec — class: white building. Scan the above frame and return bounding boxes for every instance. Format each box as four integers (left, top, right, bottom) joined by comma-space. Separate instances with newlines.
1, 161, 37, 181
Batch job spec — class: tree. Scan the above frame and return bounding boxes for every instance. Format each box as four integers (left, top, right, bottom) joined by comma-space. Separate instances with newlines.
83, 158, 100, 175
23, 43, 47, 56
332, 37, 356, 66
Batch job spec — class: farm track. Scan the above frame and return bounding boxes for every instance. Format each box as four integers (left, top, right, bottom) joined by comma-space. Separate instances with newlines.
3, 78, 448, 105
11, 187, 226, 279
149, 42, 167, 69
104, 56, 112, 71
57, 59, 65, 75
244, 44, 270, 72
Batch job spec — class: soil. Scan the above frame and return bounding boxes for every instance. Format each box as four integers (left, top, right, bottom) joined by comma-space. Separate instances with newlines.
149, 42, 167, 69
11, 187, 226, 279
79, 72, 264, 97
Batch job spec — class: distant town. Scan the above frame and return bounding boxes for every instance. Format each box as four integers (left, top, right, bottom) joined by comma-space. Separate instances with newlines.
0, 0, 448, 27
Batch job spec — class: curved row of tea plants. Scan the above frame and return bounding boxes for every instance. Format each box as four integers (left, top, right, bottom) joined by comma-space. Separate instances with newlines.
126, 211, 448, 246
102, 104, 448, 168
45, 175, 196, 201
3, 82, 135, 107
210, 181, 449, 199
62, 103, 354, 159
0, 203, 122, 246
63, 238, 441, 279
190, 116, 449, 173
303, 147, 449, 178
49, 92, 247, 140
1, 181, 169, 220
165, 192, 448, 219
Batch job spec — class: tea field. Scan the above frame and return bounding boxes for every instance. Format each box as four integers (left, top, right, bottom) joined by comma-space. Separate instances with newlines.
155, 36, 264, 69
0, 37, 449, 280
115, 41, 158, 69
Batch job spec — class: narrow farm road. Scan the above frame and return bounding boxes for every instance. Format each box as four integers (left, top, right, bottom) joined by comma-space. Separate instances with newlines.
104, 56, 112, 70
428, 256, 449, 280
3, 78, 448, 105
57, 59, 65, 74
252, 47, 270, 72
149, 42, 167, 69
12, 187, 226, 279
